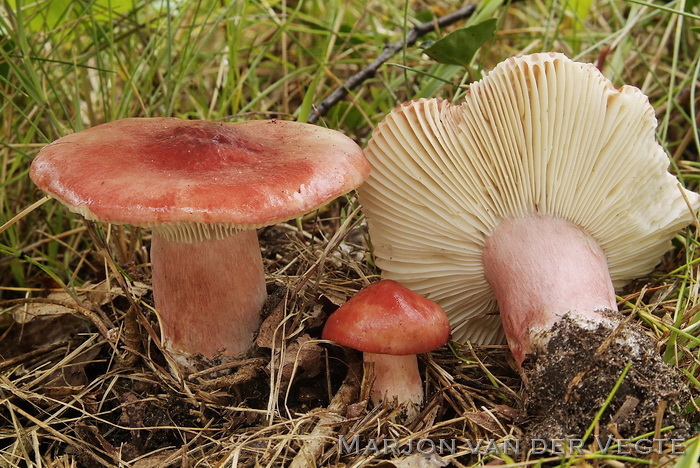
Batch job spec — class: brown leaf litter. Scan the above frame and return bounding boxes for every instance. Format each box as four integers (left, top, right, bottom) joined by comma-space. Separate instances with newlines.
0, 206, 697, 466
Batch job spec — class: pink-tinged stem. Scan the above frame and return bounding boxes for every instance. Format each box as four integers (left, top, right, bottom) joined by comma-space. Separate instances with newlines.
482, 215, 618, 365
364, 352, 423, 407
150, 230, 267, 368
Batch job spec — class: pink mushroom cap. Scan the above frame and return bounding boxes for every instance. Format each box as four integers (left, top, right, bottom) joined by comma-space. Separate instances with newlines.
30, 118, 369, 231
29, 117, 369, 370
322, 280, 451, 355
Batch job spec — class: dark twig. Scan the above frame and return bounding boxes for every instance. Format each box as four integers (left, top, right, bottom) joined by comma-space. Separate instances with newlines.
0, 341, 67, 371
308, 4, 478, 124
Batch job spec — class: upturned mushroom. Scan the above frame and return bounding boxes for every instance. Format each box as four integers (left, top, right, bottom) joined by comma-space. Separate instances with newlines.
31, 118, 369, 371
322, 280, 450, 420
358, 53, 697, 438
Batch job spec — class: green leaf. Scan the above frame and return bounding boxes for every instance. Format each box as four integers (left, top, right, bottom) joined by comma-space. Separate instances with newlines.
7, 0, 135, 32
297, 69, 323, 123
423, 18, 498, 68
7, 0, 72, 31
673, 436, 699, 468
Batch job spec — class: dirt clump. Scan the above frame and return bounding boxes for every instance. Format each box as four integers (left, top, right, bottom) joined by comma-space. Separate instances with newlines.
522, 311, 692, 443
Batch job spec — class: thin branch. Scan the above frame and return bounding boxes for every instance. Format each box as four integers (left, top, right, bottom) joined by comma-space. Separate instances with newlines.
308, 4, 478, 124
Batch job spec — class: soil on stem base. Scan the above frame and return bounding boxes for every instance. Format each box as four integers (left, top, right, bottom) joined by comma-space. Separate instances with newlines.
364, 352, 423, 423
522, 311, 691, 443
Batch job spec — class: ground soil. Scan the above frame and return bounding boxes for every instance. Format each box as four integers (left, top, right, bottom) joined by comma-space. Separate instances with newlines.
522, 311, 694, 443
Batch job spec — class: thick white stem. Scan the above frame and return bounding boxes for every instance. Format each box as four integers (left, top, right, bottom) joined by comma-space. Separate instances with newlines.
150, 230, 267, 368
483, 215, 617, 365
364, 352, 423, 408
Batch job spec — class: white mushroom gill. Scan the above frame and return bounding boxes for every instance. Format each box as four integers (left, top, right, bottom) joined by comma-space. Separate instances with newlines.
359, 52, 700, 346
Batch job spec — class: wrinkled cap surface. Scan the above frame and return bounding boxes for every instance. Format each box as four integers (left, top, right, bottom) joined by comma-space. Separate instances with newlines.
322, 280, 451, 355
31, 118, 369, 232
358, 52, 700, 345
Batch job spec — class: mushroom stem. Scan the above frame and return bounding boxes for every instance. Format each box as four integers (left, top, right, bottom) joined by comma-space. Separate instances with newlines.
150, 229, 267, 368
483, 214, 618, 365
364, 352, 423, 408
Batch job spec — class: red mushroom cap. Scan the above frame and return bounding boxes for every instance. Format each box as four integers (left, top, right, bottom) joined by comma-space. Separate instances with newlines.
30, 118, 369, 229
322, 280, 451, 355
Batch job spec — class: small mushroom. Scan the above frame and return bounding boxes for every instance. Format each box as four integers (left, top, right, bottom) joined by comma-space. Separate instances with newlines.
322, 280, 450, 420
31, 118, 369, 371
358, 53, 698, 437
